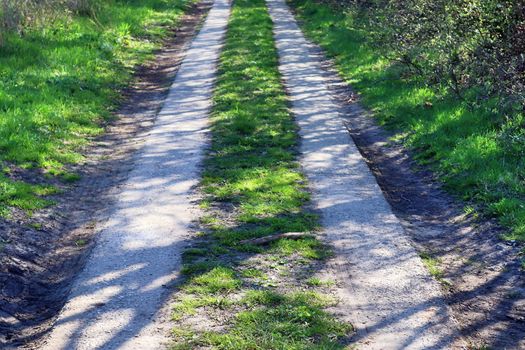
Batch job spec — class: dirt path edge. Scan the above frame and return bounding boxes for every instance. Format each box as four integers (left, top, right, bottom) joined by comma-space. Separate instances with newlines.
268, 0, 460, 348
0, 2, 213, 348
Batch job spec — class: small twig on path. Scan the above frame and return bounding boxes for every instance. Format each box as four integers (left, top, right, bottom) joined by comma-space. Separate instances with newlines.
239, 232, 314, 245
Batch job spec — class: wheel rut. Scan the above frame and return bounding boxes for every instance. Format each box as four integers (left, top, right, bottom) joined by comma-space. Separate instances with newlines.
266, 0, 462, 348
39, 1, 231, 349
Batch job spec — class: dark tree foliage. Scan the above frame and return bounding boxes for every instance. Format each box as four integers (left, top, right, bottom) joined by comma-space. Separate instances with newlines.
335, 0, 525, 117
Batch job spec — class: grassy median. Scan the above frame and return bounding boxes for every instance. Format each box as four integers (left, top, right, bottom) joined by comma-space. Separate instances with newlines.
170, 0, 352, 348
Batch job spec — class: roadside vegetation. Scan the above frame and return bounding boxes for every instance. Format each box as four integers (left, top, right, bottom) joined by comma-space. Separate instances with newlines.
290, 0, 525, 241
170, 0, 352, 348
0, 0, 193, 216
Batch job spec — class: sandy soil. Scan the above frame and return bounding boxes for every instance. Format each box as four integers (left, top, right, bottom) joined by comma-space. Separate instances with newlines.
268, 0, 460, 347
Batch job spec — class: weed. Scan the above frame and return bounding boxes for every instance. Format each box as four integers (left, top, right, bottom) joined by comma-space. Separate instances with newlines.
181, 260, 221, 276
172, 295, 234, 320
421, 255, 452, 288
29, 222, 43, 230
182, 247, 208, 262
240, 268, 267, 279
203, 292, 350, 349
62, 172, 82, 183
306, 277, 335, 287
0, 176, 56, 216
184, 267, 241, 295
75, 239, 87, 247
419, 252, 444, 279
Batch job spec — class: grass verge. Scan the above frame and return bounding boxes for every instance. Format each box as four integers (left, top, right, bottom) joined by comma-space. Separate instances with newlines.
0, 0, 194, 216
289, 0, 525, 241
170, 0, 352, 348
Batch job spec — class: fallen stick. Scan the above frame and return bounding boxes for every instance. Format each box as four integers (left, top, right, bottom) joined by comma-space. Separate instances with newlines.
239, 232, 313, 245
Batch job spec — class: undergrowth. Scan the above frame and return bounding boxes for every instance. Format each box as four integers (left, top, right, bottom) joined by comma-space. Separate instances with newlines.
290, 0, 525, 241
170, 0, 352, 348
0, 0, 194, 216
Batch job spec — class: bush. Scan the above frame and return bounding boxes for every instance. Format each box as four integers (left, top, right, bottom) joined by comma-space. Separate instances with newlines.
0, 0, 100, 40
1, 0, 56, 33
336, 0, 525, 118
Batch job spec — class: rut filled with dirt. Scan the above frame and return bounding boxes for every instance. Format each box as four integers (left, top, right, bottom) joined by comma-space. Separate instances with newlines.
0, 2, 212, 347
40, 0, 231, 347
269, 0, 460, 347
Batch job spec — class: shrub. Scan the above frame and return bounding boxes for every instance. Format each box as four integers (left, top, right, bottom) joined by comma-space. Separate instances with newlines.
334, 0, 525, 118
0, 0, 101, 42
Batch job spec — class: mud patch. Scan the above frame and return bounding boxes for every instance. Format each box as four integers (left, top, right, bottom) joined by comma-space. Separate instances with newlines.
0, 1, 212, 348
309, 37, 525, 348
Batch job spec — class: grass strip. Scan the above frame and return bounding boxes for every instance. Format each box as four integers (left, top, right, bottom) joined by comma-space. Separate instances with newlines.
289, 0, 525, 241
170, 0, 352, 348
0, 0, 195, 215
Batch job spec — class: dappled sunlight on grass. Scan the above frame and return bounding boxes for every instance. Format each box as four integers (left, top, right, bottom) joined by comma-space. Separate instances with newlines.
0, 175, 57, 216
0, 0, 193, 214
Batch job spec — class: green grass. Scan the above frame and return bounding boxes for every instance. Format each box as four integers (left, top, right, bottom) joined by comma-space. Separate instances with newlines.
170, 0, 351, 348
0, 177, 58, 216
290, 0, 525, 241
203, 292, 348, 350
419, 252, 444, 280
306, 277, 335, 287
0, 0, 194, 215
